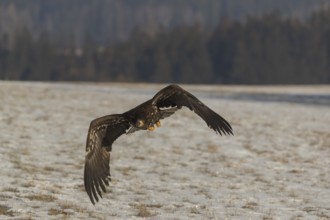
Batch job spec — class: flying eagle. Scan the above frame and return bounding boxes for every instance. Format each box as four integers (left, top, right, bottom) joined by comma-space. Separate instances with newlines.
84, 84, 233, 204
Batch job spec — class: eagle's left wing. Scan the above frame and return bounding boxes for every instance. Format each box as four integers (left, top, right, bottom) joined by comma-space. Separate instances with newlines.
152, 84, 233, 135
84, 114, 130, 204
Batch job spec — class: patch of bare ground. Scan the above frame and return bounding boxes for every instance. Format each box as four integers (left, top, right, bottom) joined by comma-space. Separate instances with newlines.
25, 193, 56, 202
130, 203, 160, 218
0, 204, 14, 216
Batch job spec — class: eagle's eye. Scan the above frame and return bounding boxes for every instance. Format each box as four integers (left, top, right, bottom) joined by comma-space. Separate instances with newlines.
136, 119, 145, 128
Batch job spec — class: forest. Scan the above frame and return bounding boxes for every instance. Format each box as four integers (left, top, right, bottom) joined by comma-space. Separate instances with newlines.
0, 6, 330, 84
1, 0, 328, 44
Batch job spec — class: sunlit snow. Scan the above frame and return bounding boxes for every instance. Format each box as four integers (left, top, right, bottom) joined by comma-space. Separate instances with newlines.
0, 81, 329, 219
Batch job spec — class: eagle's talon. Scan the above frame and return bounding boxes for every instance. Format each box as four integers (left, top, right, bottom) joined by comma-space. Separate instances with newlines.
148, 125, 155, 131
156, 121, 161, 127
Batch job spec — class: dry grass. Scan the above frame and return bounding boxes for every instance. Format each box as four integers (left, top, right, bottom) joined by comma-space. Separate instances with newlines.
197, 189, 212, 199
130, 203, 161, 218
25, 193, 56, 202
2, 187, 19, 193
43, 166, 62, 172
21, 146, 30, 155
301, 206, 330, 218
133, 156, 146, 160
132, 204, 153, 217
242, 201, 259, 210
48, 208, 67, 216
118, 166, 137, 176
207, 144, 218, 153
47, 202, 88, 219
58, 201, 85, 213
190, 206, 201, 214
8, 151, 40, 174
172, 146, 184, 155
0, 205, 14, 216
197, 166, 219, 177
21, 181, 36, 188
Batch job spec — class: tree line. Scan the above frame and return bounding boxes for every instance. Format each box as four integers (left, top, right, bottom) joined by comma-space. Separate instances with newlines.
1, 0, 328, 44
1, 9, 330, 84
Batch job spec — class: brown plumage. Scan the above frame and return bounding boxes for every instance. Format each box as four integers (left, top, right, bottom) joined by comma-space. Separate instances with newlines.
84, 84, 233, 204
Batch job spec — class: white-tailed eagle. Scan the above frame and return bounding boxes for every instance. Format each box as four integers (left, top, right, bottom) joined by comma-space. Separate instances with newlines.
84, 84, 233, 204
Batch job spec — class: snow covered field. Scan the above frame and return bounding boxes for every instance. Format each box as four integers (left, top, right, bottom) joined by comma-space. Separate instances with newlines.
0, 81, 329, 219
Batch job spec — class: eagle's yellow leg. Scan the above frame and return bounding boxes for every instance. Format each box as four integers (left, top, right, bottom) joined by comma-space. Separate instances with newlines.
148, 125, 155, 131
156, 121, 161, 127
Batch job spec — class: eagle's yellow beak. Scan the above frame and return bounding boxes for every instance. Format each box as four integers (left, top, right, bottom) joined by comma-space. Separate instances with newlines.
148, 125, 155, 131
137, 120, 145, 128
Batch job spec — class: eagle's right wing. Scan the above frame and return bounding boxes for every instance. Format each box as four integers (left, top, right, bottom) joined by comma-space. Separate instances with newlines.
84, 114, 130, 204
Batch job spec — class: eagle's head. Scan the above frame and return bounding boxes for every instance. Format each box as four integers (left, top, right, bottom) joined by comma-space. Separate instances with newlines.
135, 119, 146, 128
134, 118, 159, 131
134, 108, 161, 131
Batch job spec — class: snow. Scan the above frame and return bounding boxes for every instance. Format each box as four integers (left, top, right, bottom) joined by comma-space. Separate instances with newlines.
0, 81, 329, 219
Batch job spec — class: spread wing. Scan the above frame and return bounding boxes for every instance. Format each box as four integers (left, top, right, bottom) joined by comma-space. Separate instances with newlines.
152, 84, 233, 135
84, 114, 130, 204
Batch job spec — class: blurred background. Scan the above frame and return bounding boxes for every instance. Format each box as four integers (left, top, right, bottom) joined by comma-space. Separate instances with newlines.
0, 0, 330, 84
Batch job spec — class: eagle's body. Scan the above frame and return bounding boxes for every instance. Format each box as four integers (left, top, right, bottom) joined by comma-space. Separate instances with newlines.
124, 99, 160, 131
84, 84, 233, 204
